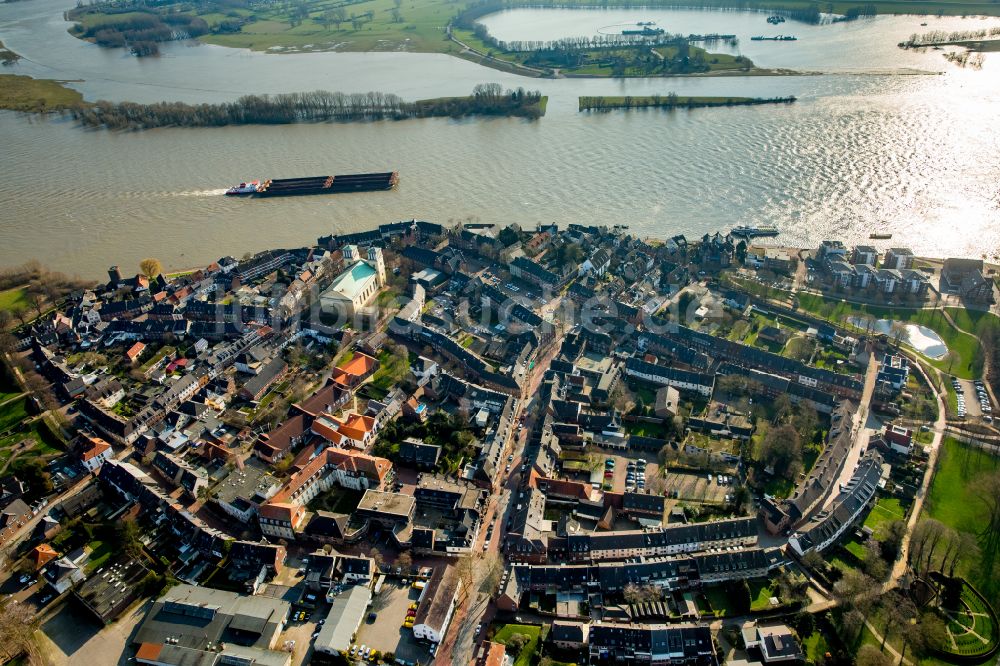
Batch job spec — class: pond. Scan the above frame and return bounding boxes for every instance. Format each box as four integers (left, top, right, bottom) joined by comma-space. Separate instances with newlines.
848, 316, 948, 359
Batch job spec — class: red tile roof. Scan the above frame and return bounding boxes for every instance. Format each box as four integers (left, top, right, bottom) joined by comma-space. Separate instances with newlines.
125, 342, 146, 361
80, 436, 112, 462
482, 642, 507, 666
262, 447, 392, 525
32, 543, 58, 569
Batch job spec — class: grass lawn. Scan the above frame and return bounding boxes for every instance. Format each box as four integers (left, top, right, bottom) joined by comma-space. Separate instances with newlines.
625, 420, 668, 439
827, 551, 857, 574
0, 396, 30, 433
372, 348, 410, 391
0, 287, 28, 312
749, 580, 777, 611
0, 390, 22, 404
138, 345, 176, 374
796, 294, 984, 379
493, 624, 541, 666
863, 497, 907, 538
0, 74, 83, 113
944, 307, 1000, 342
802, 630, 830, 662
924, 437, 1000, 598
85, 540, 113, 574
760, 473, 794, 499
843, 537, 866, 560
702, 587, 732, 617
925, 438, 1000, 534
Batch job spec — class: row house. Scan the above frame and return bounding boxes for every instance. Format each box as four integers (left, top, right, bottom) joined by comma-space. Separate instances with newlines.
564, 517, 757, 562
789, 451, 884, 555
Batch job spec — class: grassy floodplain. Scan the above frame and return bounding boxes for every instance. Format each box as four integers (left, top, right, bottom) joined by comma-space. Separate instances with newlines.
66, 0, 1000, 60
0, 74, 83, 112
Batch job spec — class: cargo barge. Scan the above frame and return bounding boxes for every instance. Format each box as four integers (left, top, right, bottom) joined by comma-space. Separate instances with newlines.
226, 172, 399, 197
731, 225, 780, 239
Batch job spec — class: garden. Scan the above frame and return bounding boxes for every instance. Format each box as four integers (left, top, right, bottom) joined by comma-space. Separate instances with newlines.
492, 623, 542, 666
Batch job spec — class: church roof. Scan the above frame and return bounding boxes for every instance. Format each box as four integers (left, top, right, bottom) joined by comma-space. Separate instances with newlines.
328, 260, 377, 300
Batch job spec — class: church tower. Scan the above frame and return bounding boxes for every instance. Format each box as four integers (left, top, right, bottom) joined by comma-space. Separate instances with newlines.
367, 246, 386, 287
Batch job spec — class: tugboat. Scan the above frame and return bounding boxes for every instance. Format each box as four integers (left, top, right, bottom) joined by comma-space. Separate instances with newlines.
225, 180, 260, 196
767, 15, 786, 24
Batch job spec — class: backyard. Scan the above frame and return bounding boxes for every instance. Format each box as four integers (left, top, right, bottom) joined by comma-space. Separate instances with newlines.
862, 496, 908, 539
492, 623, 541, 666
372, 347, 411, 392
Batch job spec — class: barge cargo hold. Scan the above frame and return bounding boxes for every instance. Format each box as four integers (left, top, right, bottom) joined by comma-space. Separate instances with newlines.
225, 172, 399, 197
731, 225, 779, 239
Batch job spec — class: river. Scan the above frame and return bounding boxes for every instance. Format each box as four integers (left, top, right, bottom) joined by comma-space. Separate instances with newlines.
1, 0, 999, 278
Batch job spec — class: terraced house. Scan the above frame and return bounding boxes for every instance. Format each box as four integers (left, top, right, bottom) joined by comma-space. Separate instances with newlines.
562, 518, 758, 562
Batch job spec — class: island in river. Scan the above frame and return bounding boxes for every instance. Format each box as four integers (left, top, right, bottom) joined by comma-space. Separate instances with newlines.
0, 79, 547, 126
578, 93, 796, 110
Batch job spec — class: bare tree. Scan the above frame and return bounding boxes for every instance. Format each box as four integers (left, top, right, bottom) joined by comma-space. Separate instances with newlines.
909, 518, 945, 575
0, 600, 43, 664
854, 644, 892, 666
623, 583, 643, 605
833, 570, 878, 638
880, 593, 917, 651
455, 556, 474, 596
396, 551, 413, 572
948, 532, 979, 577
139, 257, 162, 279
863, 538, 888, 581
973, 471, 1000, 555
855, 644, 893, 666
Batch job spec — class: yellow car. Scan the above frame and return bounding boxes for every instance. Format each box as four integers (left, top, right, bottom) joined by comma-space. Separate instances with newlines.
403, 621, 414, 628
408, 602, 418, 611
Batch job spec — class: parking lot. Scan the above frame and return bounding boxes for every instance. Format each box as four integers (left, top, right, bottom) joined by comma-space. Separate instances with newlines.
953, 378, 993, 422
663, 471, 732, 504
597, 450, 661, 494
353, 580, 429, 664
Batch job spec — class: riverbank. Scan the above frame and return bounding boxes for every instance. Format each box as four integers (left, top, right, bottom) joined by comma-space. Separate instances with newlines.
578, 93, 796, 110
0, 74, 82, 112
62, 0, 1000, 63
